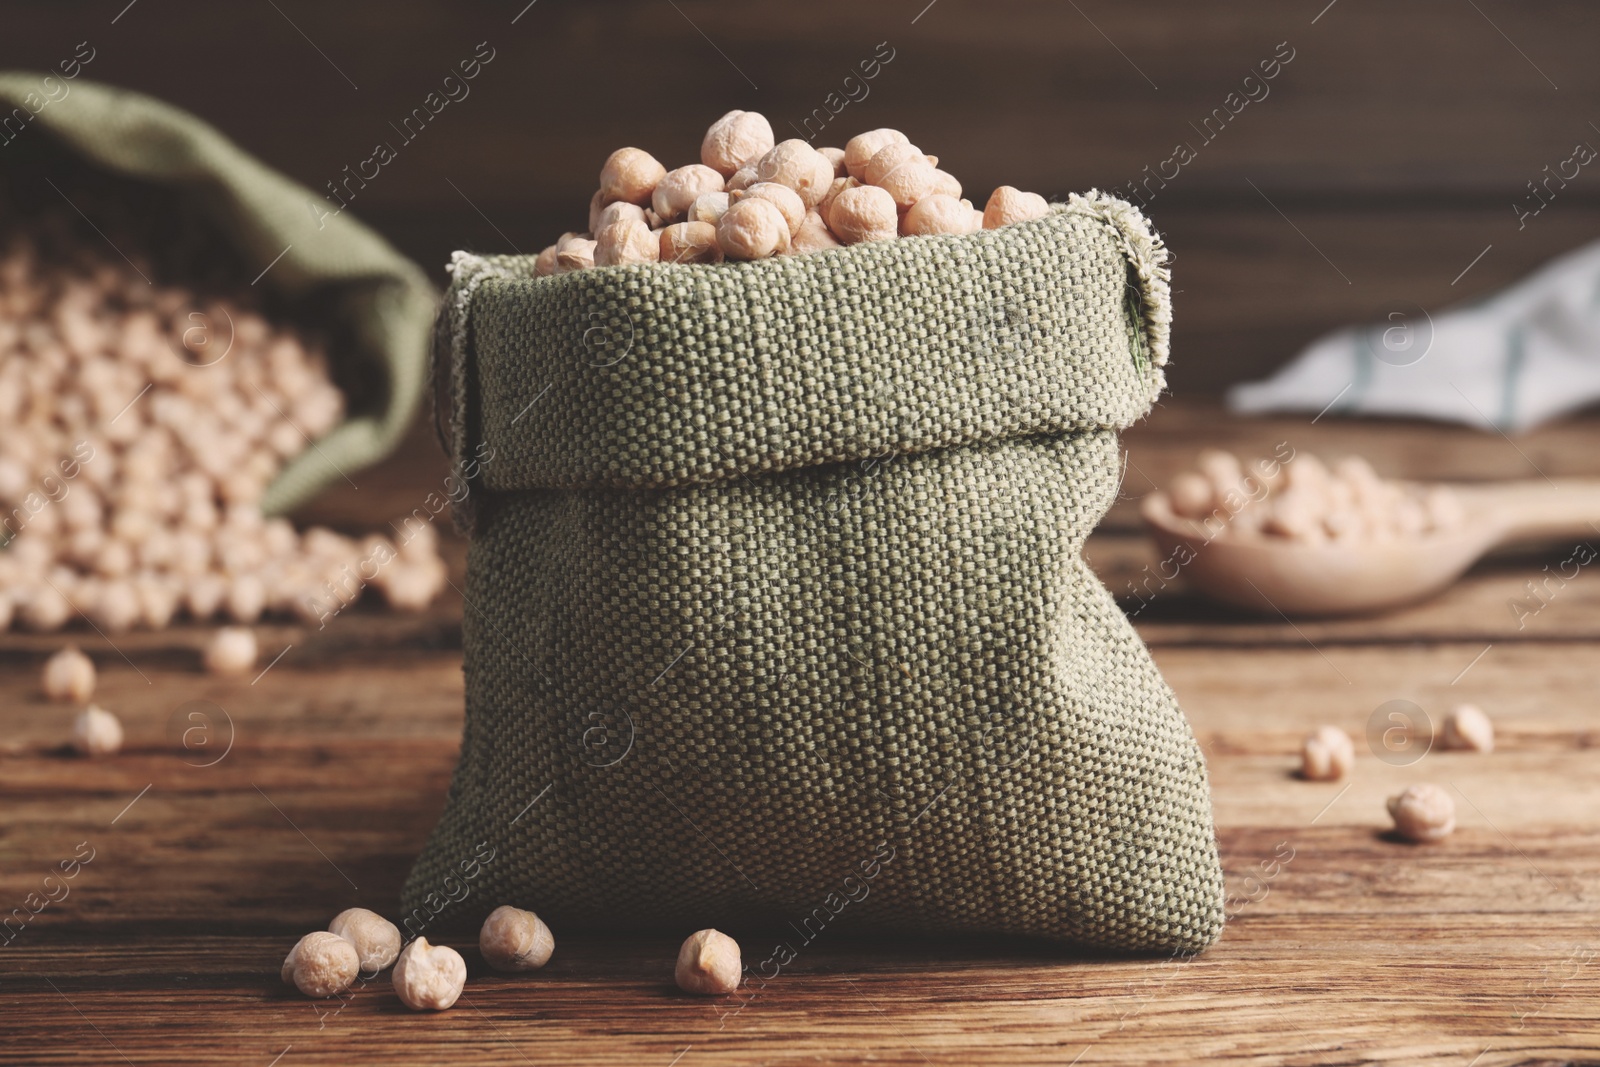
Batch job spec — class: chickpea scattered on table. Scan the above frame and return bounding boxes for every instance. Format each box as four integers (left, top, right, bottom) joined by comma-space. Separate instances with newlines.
1442, 703, 1494, 752
204, 626, 258, 676
1387, 784, 1456, 842
71, 704, 123, 756
1300, 725, 1354, 781
675, 928, 742, 995
329, 907, 402, 972
42, 646, 96, 703
392, 937, 468, 1011
283, 931, 360, 998
479, 904, 555, 972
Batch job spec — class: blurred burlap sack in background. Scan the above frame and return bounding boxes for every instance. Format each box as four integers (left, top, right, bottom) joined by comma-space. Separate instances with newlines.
0, 72, 437, 512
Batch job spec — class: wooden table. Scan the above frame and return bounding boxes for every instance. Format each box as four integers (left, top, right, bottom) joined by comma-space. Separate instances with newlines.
4, 400, 1597, 1065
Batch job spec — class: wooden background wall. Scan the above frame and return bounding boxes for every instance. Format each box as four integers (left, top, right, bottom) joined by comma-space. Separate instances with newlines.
4, 0, 1599, 394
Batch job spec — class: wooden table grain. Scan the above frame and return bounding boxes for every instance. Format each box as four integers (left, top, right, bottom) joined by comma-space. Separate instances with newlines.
3, 401, 1597, 1066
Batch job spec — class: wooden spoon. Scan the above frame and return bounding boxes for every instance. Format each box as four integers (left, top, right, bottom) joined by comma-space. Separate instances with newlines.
1140, 479, 1600, 617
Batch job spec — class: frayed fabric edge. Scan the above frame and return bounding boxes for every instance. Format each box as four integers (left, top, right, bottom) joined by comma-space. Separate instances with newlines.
1064, 190, 1173, 374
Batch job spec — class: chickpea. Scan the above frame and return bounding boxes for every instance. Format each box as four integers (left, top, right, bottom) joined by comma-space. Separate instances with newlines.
732, 183, 805, 237
1441, 704, 1494, 752
72, 704, 123, 756
675, 929, 741, 995
716, 198, 791, 260
392, 937, 467, 1011
1387, 784, 1456, 842
750, 140, 835, 209
817, 146, 847, 178
1263, 488, 1327, 542
1425, 487, 1466, 532
867, 150, 940, 210
328, 908, 402, 972
817, 176, 856, 219
90, 580, 141, 633
595, 201, 647, 233
263, 518, 296, 556
593, 219, 661, 267
789, 212, 843, 255
844, 128, 910, 181
95, 539, 134, 578
651, 165, 726, 224
1196, 449, 1244, 496
929, 168, 962, 199
826, 185, 899, 245
861, 142, 924, 187
1300, 726, 1354, 781
377, 556, 445, 613
687, 192, 731, 227
533, 246, 558, 277
660, 222, 724, 265
205, 626, 258, 675
186, 572, 228, 619
283, 931, 360, 998
700, 110, 776, 177
395, 523, 436, 563
598, 147, 666, 207
555, 238, 597, 273
42, 645, 96, 703
226, 574, 267, 624
900, 194, 980, 237
983, 186, 1051, 229
136, 575, 179, 629
479, 905, 555, 972
1166, 472, 1215, 520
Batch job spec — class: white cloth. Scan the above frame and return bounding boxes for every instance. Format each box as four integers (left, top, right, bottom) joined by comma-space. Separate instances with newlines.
1228, 238, 1600, 431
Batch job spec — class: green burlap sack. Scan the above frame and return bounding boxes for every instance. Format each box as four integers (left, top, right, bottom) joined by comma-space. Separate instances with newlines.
0, 72, 436, 514
404, 193, 1224, 953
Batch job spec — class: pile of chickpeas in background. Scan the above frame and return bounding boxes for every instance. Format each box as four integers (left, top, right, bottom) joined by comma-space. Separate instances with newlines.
535, 110, 1055, 273
3, 210, 448, 751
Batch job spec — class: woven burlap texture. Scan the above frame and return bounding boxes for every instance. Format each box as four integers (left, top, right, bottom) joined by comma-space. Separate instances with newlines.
405, 195, 1225, 953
